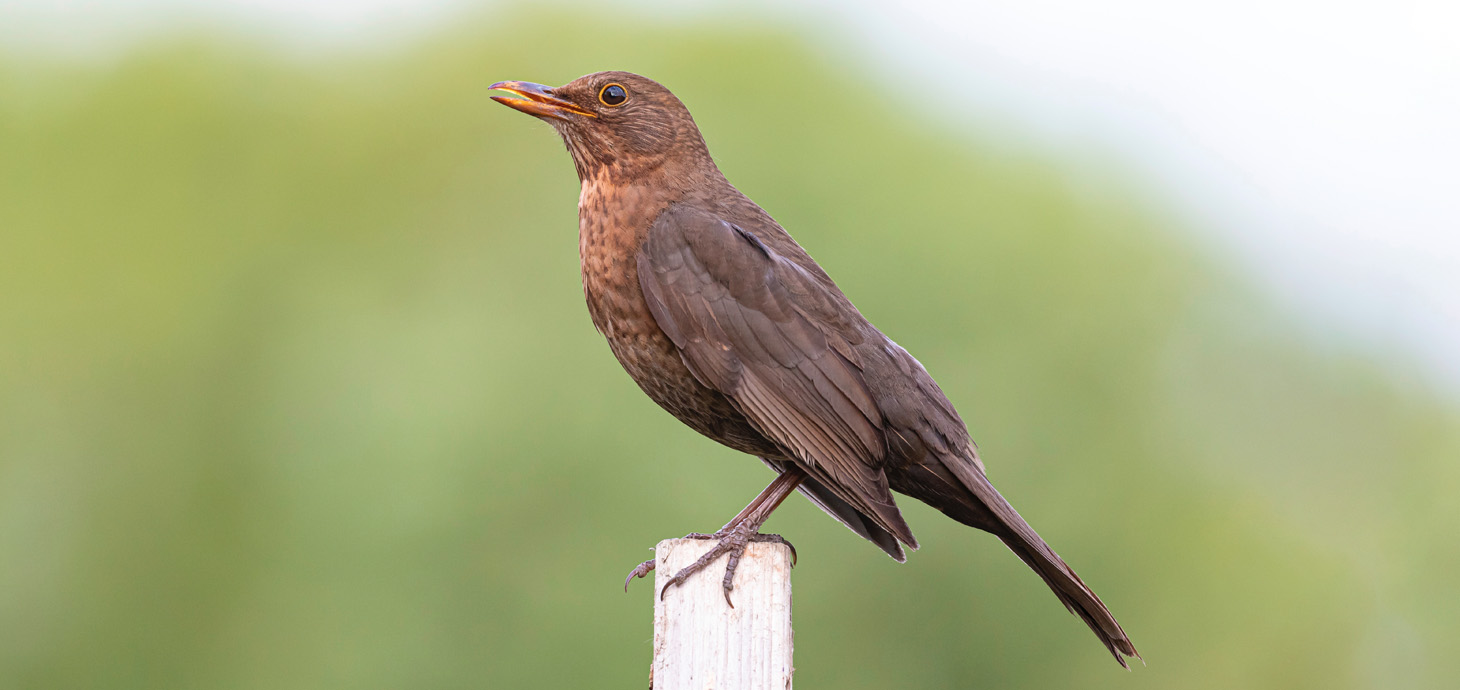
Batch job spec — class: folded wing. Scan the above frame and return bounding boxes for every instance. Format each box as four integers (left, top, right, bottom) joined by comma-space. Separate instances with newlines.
637, 204, 916, 552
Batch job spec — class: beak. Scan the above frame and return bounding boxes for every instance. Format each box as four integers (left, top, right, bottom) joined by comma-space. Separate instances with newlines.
490, 81, 597, 121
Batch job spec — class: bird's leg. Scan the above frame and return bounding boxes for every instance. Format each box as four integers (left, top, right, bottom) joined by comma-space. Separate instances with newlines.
623, 467, 806, 606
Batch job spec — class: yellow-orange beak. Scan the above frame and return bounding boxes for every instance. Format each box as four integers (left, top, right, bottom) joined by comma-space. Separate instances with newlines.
490, 81, 597, 121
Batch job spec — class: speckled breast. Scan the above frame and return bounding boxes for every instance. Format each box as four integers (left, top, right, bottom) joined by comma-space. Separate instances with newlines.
577, 177, 777, 457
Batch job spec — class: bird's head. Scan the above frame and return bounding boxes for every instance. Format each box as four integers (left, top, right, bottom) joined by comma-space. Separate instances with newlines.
490, 71, 715, 183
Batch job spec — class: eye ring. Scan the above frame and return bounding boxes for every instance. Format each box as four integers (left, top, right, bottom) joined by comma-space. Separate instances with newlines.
599, 83, 628, 107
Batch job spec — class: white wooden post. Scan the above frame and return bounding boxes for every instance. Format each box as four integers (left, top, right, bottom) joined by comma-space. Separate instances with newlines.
651, 538, 795, 690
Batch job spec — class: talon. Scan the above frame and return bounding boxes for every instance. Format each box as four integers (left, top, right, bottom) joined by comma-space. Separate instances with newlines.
658, 573, 683, 601
647, 526, 760, 604
747, 533, 797, 566
631, 520, 802, 604
624, 558, 656, 592
720, 549, 742, 607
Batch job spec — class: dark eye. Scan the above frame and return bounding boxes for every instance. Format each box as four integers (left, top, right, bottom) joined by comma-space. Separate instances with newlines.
599, 83, 627, 106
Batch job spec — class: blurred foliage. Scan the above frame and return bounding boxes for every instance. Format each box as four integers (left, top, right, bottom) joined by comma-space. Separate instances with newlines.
1, 7, 1457, 690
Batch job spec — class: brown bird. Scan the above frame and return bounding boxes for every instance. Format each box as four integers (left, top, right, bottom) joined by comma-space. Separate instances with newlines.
491, 71, 1139, 667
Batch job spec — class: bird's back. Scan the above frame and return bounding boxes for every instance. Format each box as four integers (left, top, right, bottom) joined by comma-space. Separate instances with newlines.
627, 184, 1141, 665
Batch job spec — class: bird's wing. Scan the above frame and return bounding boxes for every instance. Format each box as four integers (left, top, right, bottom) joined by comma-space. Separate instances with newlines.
759, 456, 906, 561
637, 204, 916, 549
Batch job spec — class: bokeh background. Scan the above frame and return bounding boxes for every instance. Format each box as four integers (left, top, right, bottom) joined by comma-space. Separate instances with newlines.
2, 2, 1458, 689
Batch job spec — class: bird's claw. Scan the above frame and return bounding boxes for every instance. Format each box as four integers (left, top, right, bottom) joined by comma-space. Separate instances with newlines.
656, 527, 747, 607
623, 558, 656, 592
648, 528, 796, 607
624, 527, 797, 606
749, 533, 796, 566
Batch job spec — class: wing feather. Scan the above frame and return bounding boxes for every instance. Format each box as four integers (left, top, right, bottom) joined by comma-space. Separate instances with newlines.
638, 204, 916, 549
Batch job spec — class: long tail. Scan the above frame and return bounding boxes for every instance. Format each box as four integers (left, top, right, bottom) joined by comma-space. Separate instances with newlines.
949, 461, 1141, 667
999, 529, 1140, 667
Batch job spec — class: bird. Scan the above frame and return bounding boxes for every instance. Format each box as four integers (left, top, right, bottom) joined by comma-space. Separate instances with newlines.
490, 71, 1139, 667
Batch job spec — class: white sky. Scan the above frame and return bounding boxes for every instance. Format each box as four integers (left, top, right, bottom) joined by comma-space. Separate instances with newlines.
3, 0, 1457, 394
813, 0, 1460, 396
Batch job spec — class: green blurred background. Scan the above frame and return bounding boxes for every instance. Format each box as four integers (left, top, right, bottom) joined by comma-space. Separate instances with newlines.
2, 5, 1457, 689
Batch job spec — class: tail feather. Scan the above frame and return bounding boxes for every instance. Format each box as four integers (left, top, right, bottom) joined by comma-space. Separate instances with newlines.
1001, 534, 1139, 667
948, 459, 1141, 667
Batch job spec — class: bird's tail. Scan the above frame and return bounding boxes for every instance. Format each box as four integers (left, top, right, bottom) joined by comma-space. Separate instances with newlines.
951, 461, 1141, 667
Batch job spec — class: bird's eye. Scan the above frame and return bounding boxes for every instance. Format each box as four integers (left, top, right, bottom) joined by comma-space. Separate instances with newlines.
599, 83, 627, 107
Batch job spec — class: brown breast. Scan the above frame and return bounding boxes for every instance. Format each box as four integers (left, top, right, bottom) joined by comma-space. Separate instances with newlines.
577, 175, 777, 457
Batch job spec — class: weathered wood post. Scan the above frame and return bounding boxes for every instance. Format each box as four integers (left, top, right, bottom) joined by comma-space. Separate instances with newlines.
651, 538, 795, 689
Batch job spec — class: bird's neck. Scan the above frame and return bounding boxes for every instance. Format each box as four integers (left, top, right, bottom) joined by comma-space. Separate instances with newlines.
576, 153, 734, 219
576, 168, 676, 255
573, 169, 661, 338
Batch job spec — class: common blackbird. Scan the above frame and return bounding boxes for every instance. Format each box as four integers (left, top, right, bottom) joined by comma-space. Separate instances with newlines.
491, 72, 1139, 666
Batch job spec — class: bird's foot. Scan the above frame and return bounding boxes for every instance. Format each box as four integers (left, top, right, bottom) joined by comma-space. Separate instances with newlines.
624, 527, 793, 607
622, 530, 797, 603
